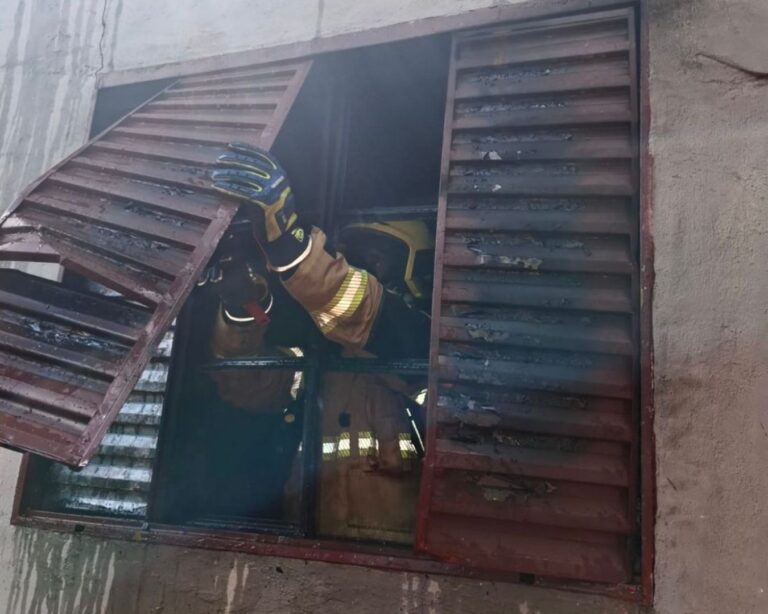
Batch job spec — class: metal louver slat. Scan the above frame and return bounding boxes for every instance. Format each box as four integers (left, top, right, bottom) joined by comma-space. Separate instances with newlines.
0, 59, 312, 466
418, 8, 638, 584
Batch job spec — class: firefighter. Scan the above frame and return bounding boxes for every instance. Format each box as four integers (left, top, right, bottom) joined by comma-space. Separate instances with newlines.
203, 144, 432, 543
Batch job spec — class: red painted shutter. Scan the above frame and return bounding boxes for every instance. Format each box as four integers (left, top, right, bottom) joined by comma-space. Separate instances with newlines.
0, 59, 311, 467
417, 9, 639, 583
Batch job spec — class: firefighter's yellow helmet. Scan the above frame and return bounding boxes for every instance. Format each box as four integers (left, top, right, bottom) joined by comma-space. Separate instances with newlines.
338, 221, 435, 301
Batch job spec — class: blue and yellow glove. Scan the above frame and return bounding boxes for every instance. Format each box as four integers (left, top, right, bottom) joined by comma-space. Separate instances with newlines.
211, 144, 311, 272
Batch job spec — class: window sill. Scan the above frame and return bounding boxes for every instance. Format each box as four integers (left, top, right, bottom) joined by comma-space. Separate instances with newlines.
11, 509, 642, 604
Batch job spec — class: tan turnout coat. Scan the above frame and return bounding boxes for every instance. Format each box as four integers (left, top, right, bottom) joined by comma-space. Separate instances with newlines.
211, 228, 421, 543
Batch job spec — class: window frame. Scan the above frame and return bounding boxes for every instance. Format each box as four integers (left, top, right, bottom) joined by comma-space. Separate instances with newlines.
11, 0, 654, 605
152, 296, 431, 538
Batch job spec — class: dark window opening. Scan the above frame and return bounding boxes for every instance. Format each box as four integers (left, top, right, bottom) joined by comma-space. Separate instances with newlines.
151, 290, 304, 532
17, 35, 450, 543
89, 78, 175, 137
151, 35, 449, 543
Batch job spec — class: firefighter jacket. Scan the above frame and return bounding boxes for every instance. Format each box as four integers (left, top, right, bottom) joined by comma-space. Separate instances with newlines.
210, 227, 423, 544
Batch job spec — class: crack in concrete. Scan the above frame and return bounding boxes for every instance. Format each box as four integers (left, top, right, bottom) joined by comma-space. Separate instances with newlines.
314, 0, 325, 40
696, 52, 768, 83
759, 418, 768, 441
97, 0, 110, 76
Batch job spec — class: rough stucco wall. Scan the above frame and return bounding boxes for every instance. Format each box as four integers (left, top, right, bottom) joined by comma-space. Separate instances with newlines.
0, 0, 103, 218
649, 1, 768, 613
103, 0, 517, 74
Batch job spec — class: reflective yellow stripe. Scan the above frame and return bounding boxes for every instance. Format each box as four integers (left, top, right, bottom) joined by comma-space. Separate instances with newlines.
323, 432, 413, 461
322, 437, 337, 460
399, 433, 418, 459
358, 431, 376, 456
323, 432, 352, 461
325, 269, 366, 316
312, 268, 368, 334
337, 432, 351, 458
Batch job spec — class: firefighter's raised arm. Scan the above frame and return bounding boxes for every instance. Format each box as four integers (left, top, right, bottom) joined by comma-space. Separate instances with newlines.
211, 144, 429, 359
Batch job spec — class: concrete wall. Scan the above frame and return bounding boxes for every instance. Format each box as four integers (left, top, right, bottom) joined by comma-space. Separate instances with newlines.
0, 0, 767, 612
648, 0, 768, 613
0, 0, 103, 221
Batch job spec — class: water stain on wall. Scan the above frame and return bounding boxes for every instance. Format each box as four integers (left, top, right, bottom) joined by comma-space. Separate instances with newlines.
0, 0, 102, 215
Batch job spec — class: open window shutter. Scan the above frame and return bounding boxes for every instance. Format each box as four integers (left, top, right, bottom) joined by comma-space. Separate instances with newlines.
0, 59, 311, 467
418, 9, 639, 583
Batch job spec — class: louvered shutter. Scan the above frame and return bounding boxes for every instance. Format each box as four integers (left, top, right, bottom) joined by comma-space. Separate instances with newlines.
44, 326, 174, 517
0, 60, 311, 467
417, 9, 639, 583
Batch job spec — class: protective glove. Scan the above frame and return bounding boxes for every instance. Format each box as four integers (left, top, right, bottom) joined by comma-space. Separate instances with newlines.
211, 144, 311, 273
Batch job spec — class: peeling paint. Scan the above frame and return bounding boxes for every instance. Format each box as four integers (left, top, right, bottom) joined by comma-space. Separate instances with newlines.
466, 323, 510, 343
426, 578, 441, 614
499, 255, 543, 269
468, 247, 544, 270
